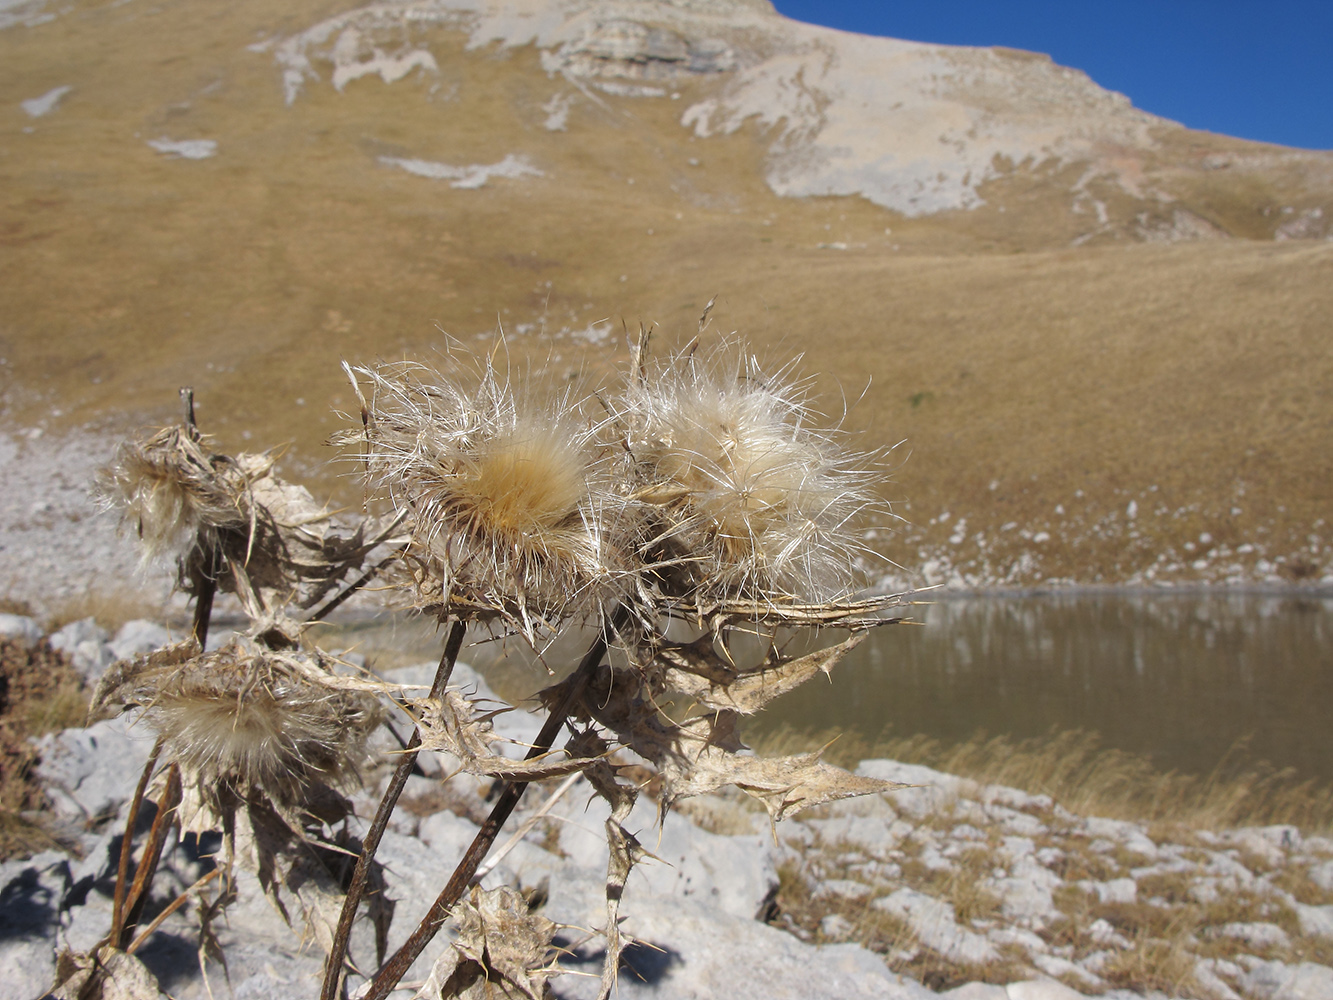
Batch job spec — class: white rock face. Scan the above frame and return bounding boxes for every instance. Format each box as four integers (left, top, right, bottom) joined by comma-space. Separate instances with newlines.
33, 716, 156, 820
267, 0, 1185, 218
20, 84, 71, 117
1240, 960, 1333, 1000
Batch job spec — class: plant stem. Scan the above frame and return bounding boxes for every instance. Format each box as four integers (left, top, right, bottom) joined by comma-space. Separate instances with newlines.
320, 619, 467, 1000
108, 736, 164, 945
118, 763, 182, 947
305, 553, 399, 623
125, 869, 221, 955
190, 544, 219, 649
362, 620, 615, 1000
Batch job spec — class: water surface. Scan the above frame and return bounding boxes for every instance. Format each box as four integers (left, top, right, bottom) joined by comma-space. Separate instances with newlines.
753, 592, 1333, 781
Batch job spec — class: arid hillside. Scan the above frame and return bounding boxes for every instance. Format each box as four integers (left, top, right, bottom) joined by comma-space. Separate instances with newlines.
2, 0, 1331, 590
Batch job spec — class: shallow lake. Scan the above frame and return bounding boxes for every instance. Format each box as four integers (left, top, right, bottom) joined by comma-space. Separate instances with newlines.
751, 591, 1333, 783
335, 591, 1333, 784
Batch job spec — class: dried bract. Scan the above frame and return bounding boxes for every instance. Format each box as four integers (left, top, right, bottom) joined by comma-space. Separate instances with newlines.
413, 885, 560, 1000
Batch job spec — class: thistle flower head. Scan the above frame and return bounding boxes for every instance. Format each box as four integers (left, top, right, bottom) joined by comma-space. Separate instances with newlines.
346, 354, 626, 638
107, 639, 380, 808
616, 341, 880, 605
96, 424, 244, 563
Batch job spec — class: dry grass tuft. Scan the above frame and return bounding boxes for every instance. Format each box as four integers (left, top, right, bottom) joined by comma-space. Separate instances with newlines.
1097, 932, 1200, 996
44, 591, 168, 634
756, 724, 1333, 833
0, 638, 87, 859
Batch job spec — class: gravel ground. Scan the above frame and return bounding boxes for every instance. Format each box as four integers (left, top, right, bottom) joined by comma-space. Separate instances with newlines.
0, 430, 174, 616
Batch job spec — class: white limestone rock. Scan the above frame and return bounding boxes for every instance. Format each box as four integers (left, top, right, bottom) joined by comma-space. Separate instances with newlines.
1295, 903, 1333, 940
859, 760, 976, 819
1309, 860, 1333, 892
1076, 878, 1137, 905
1239, 959, 1333, 1000
1211, 921, 1292, 950
0, 850, 69, 999
108, 619, 173, 660
33, 715, 155, 821
873, 888, 999, 965
0, 612, 42, 646
1004, 979, 1089, 1000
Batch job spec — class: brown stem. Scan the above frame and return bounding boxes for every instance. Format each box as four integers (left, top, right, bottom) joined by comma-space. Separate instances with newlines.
305, 552, 399, 623
319, 619, 467, 1000
190, 544, 219, 650
108, 736, 165, 945
126, 868, 221, 955
363, 619, 616, 1000
118, 763, 183, 947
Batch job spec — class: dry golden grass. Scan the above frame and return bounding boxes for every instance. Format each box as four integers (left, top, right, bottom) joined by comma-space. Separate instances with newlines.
1097, 933, 1200, 996
2, 0, 1331, 589
0, 638, 87, 858
755, 724, 1333, 833
44, 591, 169, 634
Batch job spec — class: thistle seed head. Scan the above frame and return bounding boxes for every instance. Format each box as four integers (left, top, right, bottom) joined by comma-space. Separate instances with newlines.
122, 640, 380, 807
96, 424, 244, 563
616, 342, 881, 604
346, 356, 629, 637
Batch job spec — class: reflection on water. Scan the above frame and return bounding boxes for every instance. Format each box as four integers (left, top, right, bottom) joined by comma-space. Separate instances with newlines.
328, 593, 1333, 782
752, 593, 1333, 782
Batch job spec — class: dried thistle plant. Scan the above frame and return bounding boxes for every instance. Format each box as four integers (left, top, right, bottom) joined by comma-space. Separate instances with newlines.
80, 328, 915, 1000
98, 411, 403, 634
341, 357, 631, 643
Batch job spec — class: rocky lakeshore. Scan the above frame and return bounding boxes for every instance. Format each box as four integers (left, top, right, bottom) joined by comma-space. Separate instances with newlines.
3, 614, 1333, 1000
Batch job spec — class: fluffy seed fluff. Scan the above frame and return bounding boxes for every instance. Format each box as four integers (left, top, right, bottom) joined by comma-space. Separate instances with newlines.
615, 343, 881, 605
346, 357, 625, 636
96, 424, 245, 563
125, 642, 380, 807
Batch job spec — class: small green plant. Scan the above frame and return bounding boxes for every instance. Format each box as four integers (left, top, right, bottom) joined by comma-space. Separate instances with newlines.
61, 323, 909, 1000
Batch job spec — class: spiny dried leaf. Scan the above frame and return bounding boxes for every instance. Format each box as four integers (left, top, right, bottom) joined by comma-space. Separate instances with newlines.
413, 885, 558, 1000
195, 873, 236, 998
597, 819, 649, 1000
50, 946, 161, 1000
561, 670, 905, 820
566, 730, 637, 824
415, 691, 602, 782
722, 752, 909, 821
668, 591, 911, 635
233, 798, 349, 957
657, 632, 866, 714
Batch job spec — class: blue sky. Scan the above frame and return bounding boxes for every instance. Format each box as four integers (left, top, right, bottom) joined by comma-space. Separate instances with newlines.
770, 1, 1333, 151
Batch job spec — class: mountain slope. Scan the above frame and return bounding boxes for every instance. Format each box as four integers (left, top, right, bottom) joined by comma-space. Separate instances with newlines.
1, 0, 1330, 591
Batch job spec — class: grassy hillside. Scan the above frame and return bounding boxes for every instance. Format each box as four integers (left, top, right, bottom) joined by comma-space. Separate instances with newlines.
2, 0, 1330, 588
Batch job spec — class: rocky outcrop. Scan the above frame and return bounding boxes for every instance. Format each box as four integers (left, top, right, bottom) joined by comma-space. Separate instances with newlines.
6, 618, 1333, 999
